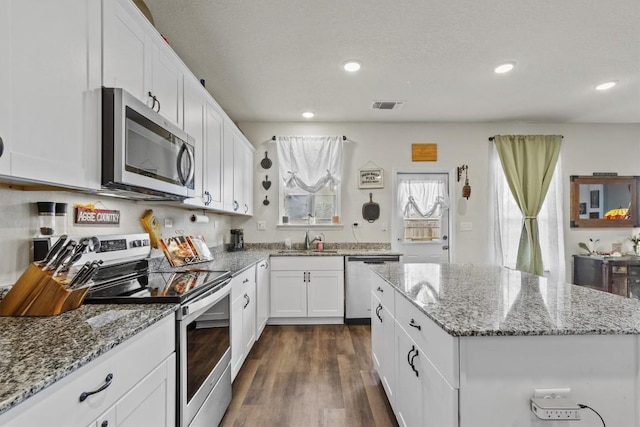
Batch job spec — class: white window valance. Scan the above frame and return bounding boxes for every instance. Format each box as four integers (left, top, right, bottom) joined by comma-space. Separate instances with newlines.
276, 136, 343, 193
399, 180, 449, 218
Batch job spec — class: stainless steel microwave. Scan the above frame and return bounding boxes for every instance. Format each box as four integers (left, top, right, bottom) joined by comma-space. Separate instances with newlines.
102, 87, 195, 201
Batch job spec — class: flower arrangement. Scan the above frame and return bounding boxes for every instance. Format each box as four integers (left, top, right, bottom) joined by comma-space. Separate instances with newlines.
628, 234, 640, 256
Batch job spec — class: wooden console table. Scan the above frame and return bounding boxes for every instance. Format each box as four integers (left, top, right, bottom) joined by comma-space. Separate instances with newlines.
573, 254, 640, 299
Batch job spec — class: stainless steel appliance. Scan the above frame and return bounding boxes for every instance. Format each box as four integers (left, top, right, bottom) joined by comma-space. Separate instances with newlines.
229, 229, 244, 251
81, 234, 232, 427
345, 255, 400, 323
102, 87, 196, 201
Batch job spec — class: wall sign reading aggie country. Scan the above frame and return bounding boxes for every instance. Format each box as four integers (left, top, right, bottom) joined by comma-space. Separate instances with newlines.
75, 207, 121, 225
358, 168, 384, 189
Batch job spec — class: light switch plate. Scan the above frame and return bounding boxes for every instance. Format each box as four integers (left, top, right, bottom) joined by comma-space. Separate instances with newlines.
164, 218, 173, 228
257, 221, 267, 230
460, 222, 472, 231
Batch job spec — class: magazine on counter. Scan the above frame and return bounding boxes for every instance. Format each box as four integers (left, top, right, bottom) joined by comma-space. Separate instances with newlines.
159, 235, 214, 267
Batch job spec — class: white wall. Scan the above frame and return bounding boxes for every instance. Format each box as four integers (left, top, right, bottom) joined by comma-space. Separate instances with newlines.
235, 121, 640, 281
0, 186, 231, 287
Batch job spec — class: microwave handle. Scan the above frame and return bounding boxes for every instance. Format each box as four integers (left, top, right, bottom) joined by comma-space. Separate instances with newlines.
177, 142, 195, 186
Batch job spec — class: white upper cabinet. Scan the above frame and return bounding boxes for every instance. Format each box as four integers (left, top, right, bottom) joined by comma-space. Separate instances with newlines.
0, 1, 11, 176
203, 101, 224, 210
182, 76, 205, 207
222, 118, 236, 212
232, 131, 255, 215
149, 38, 183, 127
103, 0, 183, 128
0, 0, 101, 189
102, 0, 147, 100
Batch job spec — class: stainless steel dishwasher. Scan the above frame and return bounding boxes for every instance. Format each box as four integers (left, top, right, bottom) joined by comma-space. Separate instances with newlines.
345, 255, 400, 323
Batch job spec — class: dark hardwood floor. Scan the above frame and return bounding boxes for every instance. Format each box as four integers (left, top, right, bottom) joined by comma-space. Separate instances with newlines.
220, 324, 398, 427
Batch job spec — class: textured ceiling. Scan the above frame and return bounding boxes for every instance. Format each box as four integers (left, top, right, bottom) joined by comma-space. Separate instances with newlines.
144, 0, 640, 123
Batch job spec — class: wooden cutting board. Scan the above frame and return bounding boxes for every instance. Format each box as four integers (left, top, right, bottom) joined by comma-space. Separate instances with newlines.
141, 209, 162, 248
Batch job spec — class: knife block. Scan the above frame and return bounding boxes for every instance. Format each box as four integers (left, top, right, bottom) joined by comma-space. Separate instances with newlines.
0, 263, 90, 317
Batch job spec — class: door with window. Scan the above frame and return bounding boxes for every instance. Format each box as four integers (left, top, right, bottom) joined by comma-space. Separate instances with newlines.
392, 172, 450, 263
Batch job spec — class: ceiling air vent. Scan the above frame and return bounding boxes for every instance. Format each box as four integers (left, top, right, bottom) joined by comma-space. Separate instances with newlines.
371, 101, 405, 110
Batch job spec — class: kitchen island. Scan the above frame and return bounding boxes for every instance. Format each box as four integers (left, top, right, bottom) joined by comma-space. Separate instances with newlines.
370, 262, 640, 427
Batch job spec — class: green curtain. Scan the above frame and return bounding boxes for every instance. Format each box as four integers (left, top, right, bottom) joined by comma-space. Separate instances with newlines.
494, 135, 562, 275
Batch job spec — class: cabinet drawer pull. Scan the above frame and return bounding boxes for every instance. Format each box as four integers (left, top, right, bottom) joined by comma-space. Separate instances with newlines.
376, 304, 383, 322
376, 286, 384, 293
243, 278, 249, 283
409, 319, 422, 330
243, 294, 250, 308
79, 373, 114, 402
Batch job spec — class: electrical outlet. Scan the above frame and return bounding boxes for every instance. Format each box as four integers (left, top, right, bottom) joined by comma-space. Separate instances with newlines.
530, 398, 580, 420
460, 222, 472, 231
534, 388, 571, 400
257, 221, 267, 230
164, 218, 173, 228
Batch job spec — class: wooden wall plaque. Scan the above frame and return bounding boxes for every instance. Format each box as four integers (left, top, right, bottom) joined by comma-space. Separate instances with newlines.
411, 143, 438, 161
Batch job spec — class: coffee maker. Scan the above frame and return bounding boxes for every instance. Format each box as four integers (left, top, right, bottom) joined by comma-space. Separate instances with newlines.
229, 229, 244, 251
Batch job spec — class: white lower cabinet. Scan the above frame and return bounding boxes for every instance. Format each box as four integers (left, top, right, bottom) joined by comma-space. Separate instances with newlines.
270, 256, 344, 322
89, 353, 176, 427
371, 272, 458, 427
231, 265, 257, 380
256, 258, 270, 339
0, 315, 176, 427
395, 325, 458, 427
371, 292, 396, 410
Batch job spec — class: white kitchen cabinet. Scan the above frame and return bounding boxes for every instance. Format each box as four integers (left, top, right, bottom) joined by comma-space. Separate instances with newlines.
256, 258, 270, 339
395, 323, 458, 427
222, 118, 236, 212
203, 101, 224, 210
371, 292, 396, 411
182, 76, 205, 207
183, 77, 224, 210
0, 0, 101, 189
0, 0, 11, 176
231, 266, 257, 380
0, 315, 175, 427
270, 256, 344, 323
89, 353, 176, 427
232, 132, 255, 215
103, 0, 183, 127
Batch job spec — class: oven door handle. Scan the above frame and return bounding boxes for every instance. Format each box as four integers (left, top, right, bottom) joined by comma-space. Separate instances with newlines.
178, 278, 231, 321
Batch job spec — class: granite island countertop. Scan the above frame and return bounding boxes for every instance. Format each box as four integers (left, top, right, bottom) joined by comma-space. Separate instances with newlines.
371, 262, 640, 337
0, 303, 177, 415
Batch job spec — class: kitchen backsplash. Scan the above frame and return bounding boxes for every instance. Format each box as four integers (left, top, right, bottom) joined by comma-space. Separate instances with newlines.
0, 186, 231, 287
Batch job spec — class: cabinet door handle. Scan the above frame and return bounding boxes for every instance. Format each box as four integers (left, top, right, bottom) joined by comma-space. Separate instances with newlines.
0, 136, 4, 158
376, 286, 384, 293
409, 319, 422, 330
101, 421, 109, 427
244, 204, 249, 213
406, 346, 415, 367
203, 190, 211, 206
243, 278, 249, 283
79, 373, 114, 402
376, 304, 383, 322
233, 200, 239, 211
243, 294, 250, 308
410, 348, 420, 377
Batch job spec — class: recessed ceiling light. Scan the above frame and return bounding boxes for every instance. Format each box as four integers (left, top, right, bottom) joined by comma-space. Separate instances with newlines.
343, 60, 361, 72
595, 81, 617, 91
302, 111, 314, 119
494, 61, 516, 74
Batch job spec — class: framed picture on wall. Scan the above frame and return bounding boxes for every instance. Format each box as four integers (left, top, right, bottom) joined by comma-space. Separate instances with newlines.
358, 168, 384, 189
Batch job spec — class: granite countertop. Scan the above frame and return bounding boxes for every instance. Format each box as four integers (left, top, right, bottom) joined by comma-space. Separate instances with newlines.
371, 262, 640, 337
0, 303, 177, 415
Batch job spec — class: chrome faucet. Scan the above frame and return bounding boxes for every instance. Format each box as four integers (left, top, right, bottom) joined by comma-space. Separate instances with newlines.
304, 230, 321, 250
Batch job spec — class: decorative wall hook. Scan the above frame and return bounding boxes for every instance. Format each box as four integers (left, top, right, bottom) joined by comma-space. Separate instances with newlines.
457, 165, 471, 199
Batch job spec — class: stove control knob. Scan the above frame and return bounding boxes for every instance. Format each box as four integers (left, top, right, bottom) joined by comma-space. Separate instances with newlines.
131, 240, 141, 248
